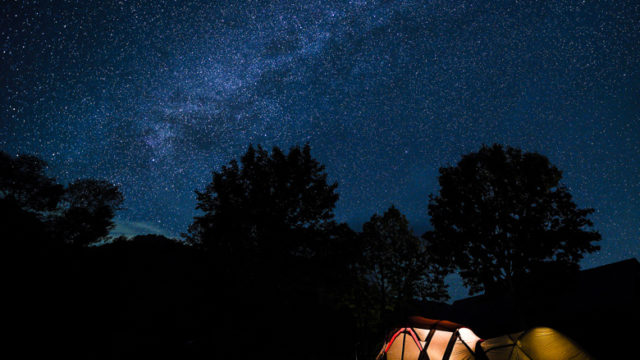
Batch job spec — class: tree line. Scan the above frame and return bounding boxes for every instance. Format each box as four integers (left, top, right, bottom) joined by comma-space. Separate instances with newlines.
1, 144, 600, 359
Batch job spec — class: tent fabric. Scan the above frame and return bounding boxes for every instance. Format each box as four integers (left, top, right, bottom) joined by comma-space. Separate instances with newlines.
376, 317, 480, 360
404, 316, 466, 332
479, 327, 592, 360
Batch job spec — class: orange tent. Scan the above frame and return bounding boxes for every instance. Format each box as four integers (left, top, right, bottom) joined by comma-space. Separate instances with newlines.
376, 316, 481, 360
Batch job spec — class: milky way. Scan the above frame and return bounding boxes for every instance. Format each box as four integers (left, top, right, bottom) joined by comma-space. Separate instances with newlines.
2, 1, 638, 294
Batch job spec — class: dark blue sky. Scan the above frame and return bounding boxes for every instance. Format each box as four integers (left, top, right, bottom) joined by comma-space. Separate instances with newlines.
2, 0, 638, 297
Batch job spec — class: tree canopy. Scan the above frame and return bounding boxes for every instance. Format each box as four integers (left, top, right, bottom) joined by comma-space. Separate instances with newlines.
53, 179, 124, 246
0, 151, 63, 213
425, 144, 601, 295
186, 144, 340, 259
361, 205, 448, 308
0, 151, 123, 247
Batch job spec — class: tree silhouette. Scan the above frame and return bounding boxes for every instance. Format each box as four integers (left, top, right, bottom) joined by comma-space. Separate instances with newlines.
425, 144, 601, 295
187, 144, 340, 262
361, 206, 448, 310
186, 144, 356, 359
0, 151, 123, 247
1, 151, 64, 255
0, 152, 63, 212
53, 179, 124, 246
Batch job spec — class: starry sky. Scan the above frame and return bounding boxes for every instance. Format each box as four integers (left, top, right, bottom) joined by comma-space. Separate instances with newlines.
2, 0, 638, 296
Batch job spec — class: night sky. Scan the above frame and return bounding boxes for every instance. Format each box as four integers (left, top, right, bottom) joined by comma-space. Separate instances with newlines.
2, 0, 638, 298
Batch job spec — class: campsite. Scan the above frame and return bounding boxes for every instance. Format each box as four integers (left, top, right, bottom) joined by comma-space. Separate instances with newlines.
3, 146, 638, 359
3, 1, 638, 358
378, 258, 639, 359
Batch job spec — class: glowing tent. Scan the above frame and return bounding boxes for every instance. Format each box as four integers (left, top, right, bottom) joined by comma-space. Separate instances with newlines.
376, 316, 481, 360
376, 317, 593, 360
479, 327, 592, 360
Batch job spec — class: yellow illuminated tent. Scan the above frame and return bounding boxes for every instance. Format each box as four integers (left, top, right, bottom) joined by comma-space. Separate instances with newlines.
479, 327, 592, 360
376, 316, 481, 360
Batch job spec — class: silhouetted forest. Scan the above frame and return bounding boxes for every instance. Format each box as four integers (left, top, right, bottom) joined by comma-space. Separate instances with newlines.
1, 144, 602, 359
